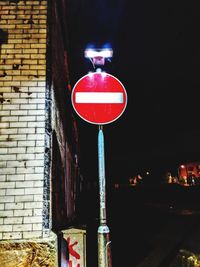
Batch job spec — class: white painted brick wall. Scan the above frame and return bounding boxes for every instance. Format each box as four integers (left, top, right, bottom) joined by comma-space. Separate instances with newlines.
0, 0, 48, 240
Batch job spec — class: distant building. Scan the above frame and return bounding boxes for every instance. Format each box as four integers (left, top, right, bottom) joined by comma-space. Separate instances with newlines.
178, 162, 200, 186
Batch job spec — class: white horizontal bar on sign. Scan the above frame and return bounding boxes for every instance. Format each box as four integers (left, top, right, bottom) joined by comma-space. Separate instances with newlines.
75, 92, 124, 103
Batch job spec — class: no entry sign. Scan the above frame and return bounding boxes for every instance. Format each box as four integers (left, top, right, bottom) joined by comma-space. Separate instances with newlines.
71, 72, 127, 125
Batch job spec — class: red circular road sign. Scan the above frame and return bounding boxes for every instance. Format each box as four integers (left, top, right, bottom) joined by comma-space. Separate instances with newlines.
71, 72, 127, 125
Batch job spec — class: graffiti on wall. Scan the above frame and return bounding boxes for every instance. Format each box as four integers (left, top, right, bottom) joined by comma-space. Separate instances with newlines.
63, 229, 86, 267
67, 237, 81, 267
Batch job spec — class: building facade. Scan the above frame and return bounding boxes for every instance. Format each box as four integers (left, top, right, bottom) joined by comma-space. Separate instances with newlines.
0, 1, 80, 265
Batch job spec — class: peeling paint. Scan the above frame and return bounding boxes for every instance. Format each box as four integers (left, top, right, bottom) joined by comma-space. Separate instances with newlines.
0, 29, 8, 44
12, 86, 21, 93
0, 71, 7, 78
0, 97, 6, 104
13, 64, 20, 70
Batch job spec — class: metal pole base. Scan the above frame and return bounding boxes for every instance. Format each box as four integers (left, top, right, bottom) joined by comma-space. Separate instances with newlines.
98, 225, 112, 267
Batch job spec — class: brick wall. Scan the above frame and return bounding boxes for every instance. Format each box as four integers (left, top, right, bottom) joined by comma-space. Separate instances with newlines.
0, 0, 48, 240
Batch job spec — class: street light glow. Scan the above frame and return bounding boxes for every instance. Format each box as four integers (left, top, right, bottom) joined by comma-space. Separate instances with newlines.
84, 48, 113, 59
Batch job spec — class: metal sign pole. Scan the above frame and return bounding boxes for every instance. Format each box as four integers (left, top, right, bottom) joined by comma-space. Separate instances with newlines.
97, 125, 112, 267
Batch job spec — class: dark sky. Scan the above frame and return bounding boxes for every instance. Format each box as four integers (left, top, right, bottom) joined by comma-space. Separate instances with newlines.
67, 0, 200, 180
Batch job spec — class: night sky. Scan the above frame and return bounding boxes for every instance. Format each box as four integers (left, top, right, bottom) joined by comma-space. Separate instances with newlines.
66, 0, 200, 181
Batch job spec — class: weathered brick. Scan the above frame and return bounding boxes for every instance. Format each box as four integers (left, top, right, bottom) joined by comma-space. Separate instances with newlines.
0, 111, 10, 116
13, 224, 32, 232
1, 116, 18, 122
3, 216, 22, 225
28, 109, 45, 115
18, 128, 35, 134
0, 182, 15, 189
6, 188, 25, 196
33, 223, 42, 231
33, 209, 42, 216
0, 141, 17, 147
0, 148, 8, 154
0, 210, 13, 217
17, 140, 35, 147
10, 122, 27, 128
16, 167, 35, 174
0, 189, 6, 196
20, 104, 37, 109
8, 147, 26, 154
23, 216, 42, 224
16, 181, 34, 188
26, 160, 44, 167
11, 110, 28, 115
0, 175, 6, 182
27, 134, 44, 140
25, 188, 43, 195
5, 203, 24, 210
25, 202, 43, 209
34, 195, 43, 202
7, 161, 25, 168
26, 147, 44, 153
0, 225, 12, 232
23, 231, 42, 239
0, 168, 16, 175
35, 154, 44, 160
2, 232, 22, 240
25, 173, 44, 180
14, 209, 32, 217
9, 135, 26, 141
34, 167, 44, 173
0, 0, 48, 241
17, 153, 35, 160
0, 196, 14, 203
7, 174, 25, 181
15, 195, 34, 202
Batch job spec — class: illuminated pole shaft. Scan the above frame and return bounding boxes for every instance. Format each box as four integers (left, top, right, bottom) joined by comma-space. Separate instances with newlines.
98, 125, 112, 267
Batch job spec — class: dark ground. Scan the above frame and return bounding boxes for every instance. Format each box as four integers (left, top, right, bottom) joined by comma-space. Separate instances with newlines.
77, 184, 200, 267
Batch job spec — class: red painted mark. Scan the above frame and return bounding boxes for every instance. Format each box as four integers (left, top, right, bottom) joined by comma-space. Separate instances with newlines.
67, 237, 81, 259
69, 261, 80, 267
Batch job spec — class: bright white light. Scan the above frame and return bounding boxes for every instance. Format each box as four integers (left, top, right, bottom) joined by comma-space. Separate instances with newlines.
101, 71, 107, 79
99, 49, 113, 58
96, 68, 102, 73
88, 71, 94, 78
84, 48, 113, 59
180, 165, 185, 168
84, 49, 98, 58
